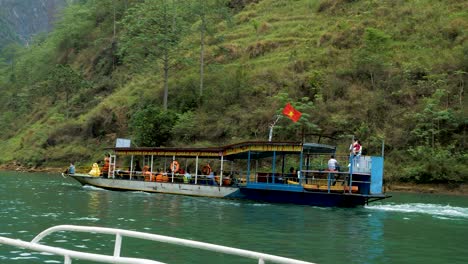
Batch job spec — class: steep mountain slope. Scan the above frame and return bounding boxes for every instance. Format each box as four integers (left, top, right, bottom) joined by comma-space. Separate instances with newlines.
0, 0, 67, 49
0, 0, 466, 183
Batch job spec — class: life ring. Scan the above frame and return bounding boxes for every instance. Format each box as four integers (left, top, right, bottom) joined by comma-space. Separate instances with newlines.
170, 160, 180, 173
201, 164, 212, 175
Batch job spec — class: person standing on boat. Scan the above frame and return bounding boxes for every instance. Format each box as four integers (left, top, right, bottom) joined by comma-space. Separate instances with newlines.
348, 140, 362, 167
101, 154, 110, 177
328, 155, 340, 186
328, 155, 339, 171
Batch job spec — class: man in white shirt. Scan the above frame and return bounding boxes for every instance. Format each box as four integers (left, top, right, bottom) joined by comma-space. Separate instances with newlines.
328, 155, 339, 171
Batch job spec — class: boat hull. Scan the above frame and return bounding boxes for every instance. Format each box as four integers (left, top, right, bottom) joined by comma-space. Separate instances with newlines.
239, 187, 368, 207
68, 174, 385, 207
70, 174, 242, 198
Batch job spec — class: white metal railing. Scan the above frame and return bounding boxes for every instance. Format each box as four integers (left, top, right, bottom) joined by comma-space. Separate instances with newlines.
0, 225, 315, 264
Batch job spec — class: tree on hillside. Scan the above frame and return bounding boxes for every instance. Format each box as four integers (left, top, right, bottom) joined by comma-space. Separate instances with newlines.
190, 0, 231, 96
119, 0, 189, 110
130, 105, 178, 147
48, 64, 88, 119
354, 27, 392, 89
0, 43, 31, 113
410, 88, 459, 148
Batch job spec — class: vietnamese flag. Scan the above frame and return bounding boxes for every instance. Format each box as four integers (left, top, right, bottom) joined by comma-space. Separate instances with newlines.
282, 103, 302, 122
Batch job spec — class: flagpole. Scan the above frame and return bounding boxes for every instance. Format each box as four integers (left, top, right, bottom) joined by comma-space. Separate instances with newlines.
268, 115, 282, 142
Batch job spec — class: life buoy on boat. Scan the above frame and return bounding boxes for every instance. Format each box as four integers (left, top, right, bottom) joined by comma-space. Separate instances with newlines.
170, 160, 180, 173
201, 164, 212, 175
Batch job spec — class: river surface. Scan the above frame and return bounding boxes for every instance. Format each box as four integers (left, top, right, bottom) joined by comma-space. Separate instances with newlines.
0, 171, 467, 264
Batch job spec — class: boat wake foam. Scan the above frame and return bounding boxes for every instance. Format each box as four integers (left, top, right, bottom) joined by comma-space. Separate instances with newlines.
366, 203, 468, 219
82, 185, 106, 191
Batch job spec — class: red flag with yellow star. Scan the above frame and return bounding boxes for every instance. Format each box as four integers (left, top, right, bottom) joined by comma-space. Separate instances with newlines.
282, 103, 302, 122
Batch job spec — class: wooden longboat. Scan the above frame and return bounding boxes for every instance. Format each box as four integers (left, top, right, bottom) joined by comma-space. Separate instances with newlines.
67, 141, 390, 207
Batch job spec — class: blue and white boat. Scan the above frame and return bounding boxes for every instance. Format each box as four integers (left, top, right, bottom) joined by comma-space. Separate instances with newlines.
68, 141, 390, 207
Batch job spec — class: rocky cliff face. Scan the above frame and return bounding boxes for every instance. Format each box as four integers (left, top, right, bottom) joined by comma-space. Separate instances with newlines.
0, 0, 68, 49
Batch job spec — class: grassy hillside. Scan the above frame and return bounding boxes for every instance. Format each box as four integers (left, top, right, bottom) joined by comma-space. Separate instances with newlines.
0, 0, 466, 183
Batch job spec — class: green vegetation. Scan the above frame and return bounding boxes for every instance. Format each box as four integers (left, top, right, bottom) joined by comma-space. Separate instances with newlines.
0, 0, 466, 184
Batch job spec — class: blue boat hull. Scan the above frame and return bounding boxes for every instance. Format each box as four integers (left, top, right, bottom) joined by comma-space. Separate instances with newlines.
239, 187, 368, 207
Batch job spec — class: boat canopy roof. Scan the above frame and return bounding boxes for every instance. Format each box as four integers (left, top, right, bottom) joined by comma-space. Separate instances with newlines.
110, 141, 336, 159
302, 143, 336, 155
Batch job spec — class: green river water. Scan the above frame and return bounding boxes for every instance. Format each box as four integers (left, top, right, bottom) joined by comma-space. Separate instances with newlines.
0, 171, 467, 264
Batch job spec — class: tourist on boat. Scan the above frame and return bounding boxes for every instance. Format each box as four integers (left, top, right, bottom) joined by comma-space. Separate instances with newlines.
348, 140, 362, 167
289, 167, 296, 180
222, 173, 232, 186
207, 171, 217, 185
328, 155, 341, 185
89, 162, 101, 177
327, 155, 339, 171
201, 164, 212, 175
134, 160, 142, 172
142, 165, 155, 181
183, 169, 192, 183
64, 162, 75, 175
101, 154, 110, 177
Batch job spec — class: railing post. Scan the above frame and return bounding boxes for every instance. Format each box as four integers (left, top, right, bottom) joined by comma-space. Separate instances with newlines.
272, 151, 276, 183
220, 155, 224, 186
64, 255, 72, 264
114, 233, 122, 257
247, 151, 251, 184
195, 156, 199, 184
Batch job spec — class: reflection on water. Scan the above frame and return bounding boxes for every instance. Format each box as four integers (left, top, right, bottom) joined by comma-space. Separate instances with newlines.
366, 210, 386, 264
85, 186, 104, 216
0, 172, 468, 264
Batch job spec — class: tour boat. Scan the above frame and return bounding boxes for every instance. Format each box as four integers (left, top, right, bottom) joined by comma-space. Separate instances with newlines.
67, 141, 390, 207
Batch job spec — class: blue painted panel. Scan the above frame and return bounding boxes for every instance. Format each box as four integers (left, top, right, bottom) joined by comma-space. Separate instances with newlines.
239, 188, 367, 207
245, 183, 304, 192
370, 157, 384, 194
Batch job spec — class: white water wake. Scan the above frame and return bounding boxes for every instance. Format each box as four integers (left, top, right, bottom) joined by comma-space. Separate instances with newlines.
366, 203, 468, 219
82, 185, 107, 191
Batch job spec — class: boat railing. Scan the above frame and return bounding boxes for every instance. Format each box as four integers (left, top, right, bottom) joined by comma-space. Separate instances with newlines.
0, 225, 315, 264
232, 166, 373, 195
